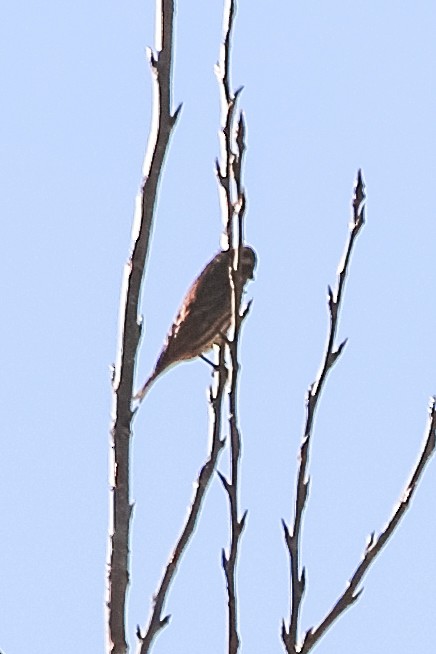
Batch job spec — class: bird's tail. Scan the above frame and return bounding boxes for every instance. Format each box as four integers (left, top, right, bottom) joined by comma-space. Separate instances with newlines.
132, 372, 158, 403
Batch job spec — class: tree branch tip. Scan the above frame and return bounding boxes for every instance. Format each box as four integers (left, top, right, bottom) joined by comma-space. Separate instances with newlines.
335, 338, 348, 356
300, 628, 314, 651
172, 103, 183, 123
217, 469, 226, 482
339, 336, 348, 349
217, 470, 230, 492
354, 169, 366, 198
281, 620, 289, 640
234, 85, 244, 100
241, 298, 253, 320
240, 509, 248, 530
304, 626, 314, 640
221, 548, 229, 570
353, 170, 366, 222
355, 168, 365, 190
136, 625, 143, 640
161, 614, 171, 628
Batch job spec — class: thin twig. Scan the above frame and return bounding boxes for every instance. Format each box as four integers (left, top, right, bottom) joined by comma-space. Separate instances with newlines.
136, 355, 227, 653
215, 2, 248, 653
223, 116, 247, 654
107, 1, 180, 653
215, 0, 242, 251
300, 397, 436, 653
281, 171, 366, 653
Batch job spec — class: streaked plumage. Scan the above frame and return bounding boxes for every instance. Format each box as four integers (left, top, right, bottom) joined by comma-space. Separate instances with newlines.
134, 245, 257, 401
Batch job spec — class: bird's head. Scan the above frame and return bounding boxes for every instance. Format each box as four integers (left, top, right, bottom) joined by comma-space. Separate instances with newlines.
239, 245, 257, 282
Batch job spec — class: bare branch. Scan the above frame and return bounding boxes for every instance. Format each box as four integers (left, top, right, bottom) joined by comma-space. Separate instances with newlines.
282, 171, 366, 653
216, 2, 251, 653
136, 355, 227, 654
300, 397, 436, 653
215, 0, 243, 251
106, 2, 179, 653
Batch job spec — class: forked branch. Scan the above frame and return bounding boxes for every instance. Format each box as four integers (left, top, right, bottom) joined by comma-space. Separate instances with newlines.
136, 356, 227, 653
282, 172, 435, 654
282, 171, 366, 653
300, 397, 436, 654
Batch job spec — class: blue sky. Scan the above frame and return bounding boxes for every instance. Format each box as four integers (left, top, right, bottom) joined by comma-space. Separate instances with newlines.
1, 1, 436, 653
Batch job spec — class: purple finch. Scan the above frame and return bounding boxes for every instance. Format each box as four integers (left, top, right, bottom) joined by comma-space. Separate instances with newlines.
134, 246, 257, 401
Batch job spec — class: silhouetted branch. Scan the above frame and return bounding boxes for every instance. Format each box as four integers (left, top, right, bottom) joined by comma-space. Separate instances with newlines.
299, 397, 436, 653
215, 0, 243, 251
107, 1, 180, 653
282, 171, 366, 653
136, 358, 227, 653
215, 2, 250, 653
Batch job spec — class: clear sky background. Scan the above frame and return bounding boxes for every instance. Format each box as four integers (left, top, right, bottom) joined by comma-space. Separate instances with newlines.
1, 1, 435, 653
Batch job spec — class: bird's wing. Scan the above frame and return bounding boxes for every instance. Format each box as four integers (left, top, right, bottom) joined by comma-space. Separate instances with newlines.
156, 252, 231, 368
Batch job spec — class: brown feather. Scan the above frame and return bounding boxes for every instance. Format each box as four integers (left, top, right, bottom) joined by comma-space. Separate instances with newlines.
134, 246, 256, 401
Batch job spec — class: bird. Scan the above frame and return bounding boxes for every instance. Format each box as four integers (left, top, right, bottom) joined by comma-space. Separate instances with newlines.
133, 245, 257, 402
